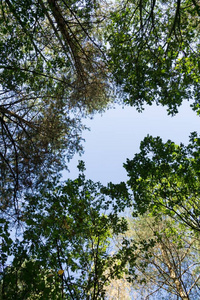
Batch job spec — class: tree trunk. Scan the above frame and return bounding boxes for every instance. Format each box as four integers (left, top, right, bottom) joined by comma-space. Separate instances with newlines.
160, 243, 189, 300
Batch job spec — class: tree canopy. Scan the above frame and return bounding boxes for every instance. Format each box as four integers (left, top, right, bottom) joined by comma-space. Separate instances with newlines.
1, 0, 200, 298
121, 214, 200, 299
0, 163, 128, 299
0, 0, 110, 214
124, 132, 200, 233
106, 0, 200, 114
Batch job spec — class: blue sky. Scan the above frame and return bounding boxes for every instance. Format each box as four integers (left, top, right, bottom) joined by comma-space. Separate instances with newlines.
66, 101, 200, 185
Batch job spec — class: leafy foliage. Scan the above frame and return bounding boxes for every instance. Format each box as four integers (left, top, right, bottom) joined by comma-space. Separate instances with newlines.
1, 1, 200, 298
0, 260, 62, 300
0, 163, 128, 299
124, 215, 200, 299
0, 0, 110, 214
124, 132, 200, 232
106, 0, 200, 114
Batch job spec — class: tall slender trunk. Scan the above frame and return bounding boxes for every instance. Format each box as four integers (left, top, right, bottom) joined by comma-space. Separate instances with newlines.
160, 243, 189, 300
